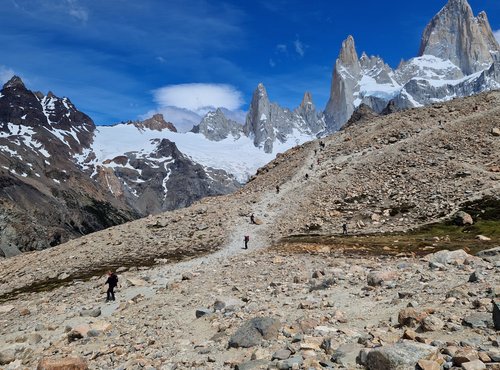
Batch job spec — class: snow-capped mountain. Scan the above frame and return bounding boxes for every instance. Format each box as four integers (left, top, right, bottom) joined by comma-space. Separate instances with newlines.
0, 77, 241, 255
324, 0, 500, 131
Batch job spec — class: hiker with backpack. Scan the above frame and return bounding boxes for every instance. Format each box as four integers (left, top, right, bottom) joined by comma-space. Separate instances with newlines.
243, 235, 249, 249
105, 271, 119, 302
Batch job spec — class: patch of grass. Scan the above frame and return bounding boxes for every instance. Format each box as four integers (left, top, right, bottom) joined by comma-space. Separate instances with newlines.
276, 196, 499, 257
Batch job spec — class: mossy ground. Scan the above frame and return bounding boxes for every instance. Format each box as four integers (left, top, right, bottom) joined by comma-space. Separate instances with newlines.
276, 197, 500, 257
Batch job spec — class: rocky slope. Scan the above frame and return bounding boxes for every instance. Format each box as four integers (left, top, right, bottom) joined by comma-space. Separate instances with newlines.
0, 91, 498, 370
1, 89, 498, 298
1, 243, 499, 369
0, 77, 240, 255
324, 0, 500, 131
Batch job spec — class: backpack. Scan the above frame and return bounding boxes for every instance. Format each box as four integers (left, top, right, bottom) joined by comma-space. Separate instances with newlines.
109, 274, 118, 287
244, 235, 249, 242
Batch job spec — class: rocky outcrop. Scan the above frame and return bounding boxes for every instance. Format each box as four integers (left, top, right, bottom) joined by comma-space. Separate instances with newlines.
130, 113, 177, 132
191, 108, 243, 141
419, 0, 500, 75
243, 84, 324, 153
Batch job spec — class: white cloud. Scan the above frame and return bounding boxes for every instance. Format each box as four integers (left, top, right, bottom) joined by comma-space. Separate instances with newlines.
494, 30, 500, 45
269, 58, 276, 67
0, 65, 15, 84
152, 83, 243, 115
294, 38, 305, 57
145, 83, 246, 132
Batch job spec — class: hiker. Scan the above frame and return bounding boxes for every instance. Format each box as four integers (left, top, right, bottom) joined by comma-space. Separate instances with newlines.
305, 173, 309, 180
342, 223, 348, 235
250, 213, 256, 224
105, 271, 118, 302
243, 235, 249, 249
276, 185, 280, 194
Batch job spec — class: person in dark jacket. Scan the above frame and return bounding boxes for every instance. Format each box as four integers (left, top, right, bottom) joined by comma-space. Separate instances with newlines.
105, 271, 118, 301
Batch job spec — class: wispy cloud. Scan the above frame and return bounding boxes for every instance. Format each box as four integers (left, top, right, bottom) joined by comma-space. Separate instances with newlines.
494, 30, 500, 45
294, 38, 305, 57
0, 65, 15, 84
276, 44, 287, 53
269, 58, 276, 68
65, 0, 88, 22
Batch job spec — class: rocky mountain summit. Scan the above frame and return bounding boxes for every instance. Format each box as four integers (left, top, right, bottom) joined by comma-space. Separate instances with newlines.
243, 84, 325, 153
191, 108, 243, 141
0, 77, 240, 255
0, 91, 499, 369
324, 0, 500, 131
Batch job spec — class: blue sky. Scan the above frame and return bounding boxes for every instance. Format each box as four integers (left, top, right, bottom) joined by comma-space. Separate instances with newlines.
1, 0, 499, 130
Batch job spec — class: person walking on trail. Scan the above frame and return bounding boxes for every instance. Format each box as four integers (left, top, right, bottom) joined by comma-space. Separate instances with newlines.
250, 213, 256, 224
105, 271, 118, 302
276, 185, 280, 194
243, 235, 250, 249
342, 223, 348, 235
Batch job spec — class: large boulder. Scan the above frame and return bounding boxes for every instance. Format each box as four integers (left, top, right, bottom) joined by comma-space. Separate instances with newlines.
426, 249, 470, 265
365, 340, 439, 370
476, 247, 500, 263
453, 211, 473, 225
228, 317, 280, 348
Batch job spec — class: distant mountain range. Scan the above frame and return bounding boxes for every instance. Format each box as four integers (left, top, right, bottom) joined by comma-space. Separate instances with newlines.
0, 0, 498, 256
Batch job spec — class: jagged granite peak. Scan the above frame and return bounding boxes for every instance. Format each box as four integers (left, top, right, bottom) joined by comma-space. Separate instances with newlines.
244, 83, 324, 153
243, 83, 273, 152
294, 91, 325, 135
324, 35, 363, 131
2, 75, 26, 90
192, 108, 242, 141
338, 35, 360, 73
418, 0, 499, 74
477, 11, 500, 61
131, 113, 177, 132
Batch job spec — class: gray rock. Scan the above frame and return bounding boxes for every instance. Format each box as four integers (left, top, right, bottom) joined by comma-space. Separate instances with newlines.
421, 315, 445, 332
332, 343, 363, 367
235, 359, 271, 370
79, 308, 101, 317
469, 270, 484, 283
195, 308, 213, 318
87, 329, 100, 337
276, 355, 303, 370
476, 247, 500, 263
228, 317, 280, 348
463, 313, 493, 329
272, 349, 292, 360
365, 340, 439, 370
0, 349, 15, 365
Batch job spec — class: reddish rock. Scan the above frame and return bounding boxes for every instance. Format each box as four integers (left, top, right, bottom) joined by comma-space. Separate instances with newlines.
37, 356, 88, 370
